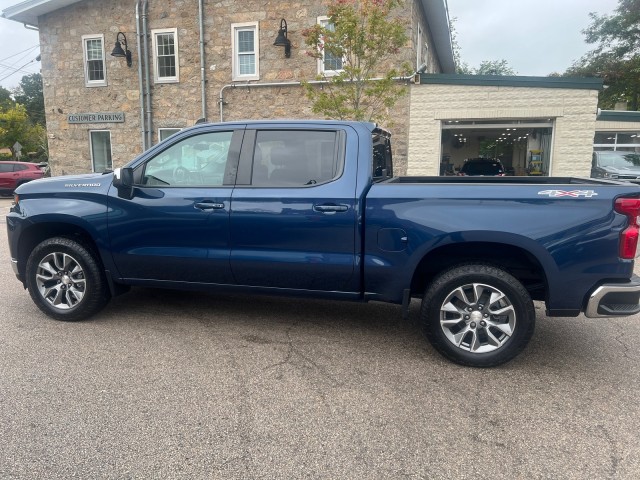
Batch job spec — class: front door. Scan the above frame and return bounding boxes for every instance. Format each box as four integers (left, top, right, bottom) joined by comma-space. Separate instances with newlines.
108, 128, 243, 285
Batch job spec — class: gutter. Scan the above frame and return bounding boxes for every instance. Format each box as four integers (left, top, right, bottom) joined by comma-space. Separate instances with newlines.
141, 0, 152, 148
198, 0, 207, 121
218, 76, 414, 122
135, 0, 146, 150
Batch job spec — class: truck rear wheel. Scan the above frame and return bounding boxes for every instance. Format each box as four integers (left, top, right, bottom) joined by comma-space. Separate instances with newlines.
421, 263, 535, 367
25, 237, 111, 321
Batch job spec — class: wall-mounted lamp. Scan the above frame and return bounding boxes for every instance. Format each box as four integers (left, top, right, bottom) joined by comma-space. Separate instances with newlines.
273, 18, 291, 58
111, 32, 132, 67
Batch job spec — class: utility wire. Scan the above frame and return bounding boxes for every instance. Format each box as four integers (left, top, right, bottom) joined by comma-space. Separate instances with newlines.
0, 44, 40, 64
0, 57, 40, 83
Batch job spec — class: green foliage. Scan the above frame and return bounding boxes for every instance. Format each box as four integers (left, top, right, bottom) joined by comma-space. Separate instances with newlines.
0, 86, 14, 110
13, 73, 46, 126
0, 104, 47, 159
566, 0, 640, 110
474, 60, 517, 76
302, 0, 412, 125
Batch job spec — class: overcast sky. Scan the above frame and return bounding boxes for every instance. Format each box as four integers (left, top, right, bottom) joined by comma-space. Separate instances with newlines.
0, 0, 622, 90
447, 0, 620, 75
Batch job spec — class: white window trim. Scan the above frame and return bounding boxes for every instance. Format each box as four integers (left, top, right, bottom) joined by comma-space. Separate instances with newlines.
158, 127, 182, 143
89, 130, 112, 172
151, 28, 180, 84
82, 34, 107, 87
317, 16, 344, 77
231, 22, 260, 81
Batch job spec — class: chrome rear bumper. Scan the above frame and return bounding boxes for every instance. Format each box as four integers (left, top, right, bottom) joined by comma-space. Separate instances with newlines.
585, 275, 640, 318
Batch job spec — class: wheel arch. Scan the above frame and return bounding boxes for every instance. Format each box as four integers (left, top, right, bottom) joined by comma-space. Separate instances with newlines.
17, 221, 104, 281
410, 240, 551, 302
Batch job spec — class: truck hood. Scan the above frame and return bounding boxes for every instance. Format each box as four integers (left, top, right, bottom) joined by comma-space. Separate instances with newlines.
603, 165, 640, 175
15, 172, 114, 195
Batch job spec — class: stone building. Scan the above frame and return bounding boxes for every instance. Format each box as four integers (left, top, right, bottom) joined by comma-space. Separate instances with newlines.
2, 0, 455, 176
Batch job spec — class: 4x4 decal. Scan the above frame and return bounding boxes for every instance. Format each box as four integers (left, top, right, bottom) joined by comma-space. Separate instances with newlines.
538, 190, 598, 198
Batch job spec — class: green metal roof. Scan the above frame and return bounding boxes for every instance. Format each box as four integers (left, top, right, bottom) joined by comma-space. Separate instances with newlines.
596, 110, 640, 123
417, 73, 603, 90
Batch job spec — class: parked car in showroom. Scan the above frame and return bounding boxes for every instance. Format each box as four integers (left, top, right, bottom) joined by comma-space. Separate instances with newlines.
0, 161, 46, 196
591, 150, 640, 183
457, 158, 506, 176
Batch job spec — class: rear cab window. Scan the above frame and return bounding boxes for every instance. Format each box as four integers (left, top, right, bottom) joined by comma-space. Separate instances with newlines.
236, 129, 346, 187
372, 128, 393, 182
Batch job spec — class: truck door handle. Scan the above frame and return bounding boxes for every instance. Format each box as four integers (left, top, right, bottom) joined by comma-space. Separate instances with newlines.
194, 202, 225, 211
313, 204, 349, 213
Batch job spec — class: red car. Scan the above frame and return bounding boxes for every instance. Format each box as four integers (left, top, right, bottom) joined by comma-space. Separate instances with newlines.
0, 161, 46, 195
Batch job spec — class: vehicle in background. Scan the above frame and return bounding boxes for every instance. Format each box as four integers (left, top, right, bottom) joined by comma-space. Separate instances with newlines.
591, 151, 640, 183
457, 158, 505, 176
0, 161, 46, 196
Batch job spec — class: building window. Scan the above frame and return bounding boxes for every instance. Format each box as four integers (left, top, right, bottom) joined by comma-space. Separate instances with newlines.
82, 35, 106, 87
232, 22, 259, 81
158, 128, 182, 143
594, 131, 640, 152
318, 17, 344, 76
90, 130, 112, 172
152, 28, 179, 83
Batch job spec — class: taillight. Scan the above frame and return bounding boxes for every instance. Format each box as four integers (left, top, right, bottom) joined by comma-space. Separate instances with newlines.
614, 197, 640, 259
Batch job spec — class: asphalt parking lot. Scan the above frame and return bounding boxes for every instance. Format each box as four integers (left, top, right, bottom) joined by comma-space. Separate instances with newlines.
1, 196, 639, 479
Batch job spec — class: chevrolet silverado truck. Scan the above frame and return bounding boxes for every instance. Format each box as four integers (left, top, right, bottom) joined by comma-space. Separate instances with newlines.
7, 120, 640, 367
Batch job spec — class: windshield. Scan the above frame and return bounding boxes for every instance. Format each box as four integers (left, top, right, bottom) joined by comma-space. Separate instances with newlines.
599, 152, 640, 168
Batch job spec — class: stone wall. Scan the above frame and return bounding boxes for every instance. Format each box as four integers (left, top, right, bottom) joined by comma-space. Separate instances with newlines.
407, 83, 600, 177
38, 0, 438, 176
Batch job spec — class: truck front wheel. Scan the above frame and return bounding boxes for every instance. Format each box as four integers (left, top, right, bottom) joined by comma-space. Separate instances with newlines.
421, 263, 535, 367
25, 237, 111, 321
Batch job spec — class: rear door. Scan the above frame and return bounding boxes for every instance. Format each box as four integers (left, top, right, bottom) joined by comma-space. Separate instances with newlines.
107, 127, 243, 284
0, 163, 17, 190
229, 126, 360, 293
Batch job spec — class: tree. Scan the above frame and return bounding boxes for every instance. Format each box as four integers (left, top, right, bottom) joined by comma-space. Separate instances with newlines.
13, 73, 46, 126
0, 86, 14, 110
566, 0, 640, 110
474, 60, 517, 76
302, 0, 411, 125
0, 104, 46, 159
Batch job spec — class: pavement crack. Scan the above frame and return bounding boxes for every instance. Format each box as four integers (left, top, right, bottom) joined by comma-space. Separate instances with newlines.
265, 322, 342, 388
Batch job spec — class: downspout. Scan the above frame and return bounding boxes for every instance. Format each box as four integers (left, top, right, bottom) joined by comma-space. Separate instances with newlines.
135, 0, 146, 150
142, 0, 153, 147
198, 0, 207, 121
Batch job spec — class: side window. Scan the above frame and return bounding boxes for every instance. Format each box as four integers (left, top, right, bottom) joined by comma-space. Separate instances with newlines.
318, 17, 343, 75
152, 28, 179, 83
14, 164, 28, 171
82, 35, 106, 87
251, 130, 343, 187
232, 22, 259, 81
0, 164, 14, 173
142, 131, 234, 187
90, 130, 112, 172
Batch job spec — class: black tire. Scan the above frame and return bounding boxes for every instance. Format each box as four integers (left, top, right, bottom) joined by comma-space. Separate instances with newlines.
25, 237, 111, 321
421, 263, 535, 367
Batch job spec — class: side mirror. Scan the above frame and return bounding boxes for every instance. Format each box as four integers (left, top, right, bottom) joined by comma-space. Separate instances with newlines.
113, 167, 135, 199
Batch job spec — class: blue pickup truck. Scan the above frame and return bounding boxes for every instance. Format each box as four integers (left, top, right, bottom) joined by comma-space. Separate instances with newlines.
7, 120, 640, 367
